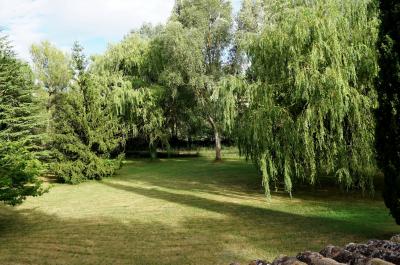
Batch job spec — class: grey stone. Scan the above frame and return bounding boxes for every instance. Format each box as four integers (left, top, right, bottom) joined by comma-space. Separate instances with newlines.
390, 235, 400, 243
366, 258, 395, 265
272, 256, 307, 265
297, 251, 324, 264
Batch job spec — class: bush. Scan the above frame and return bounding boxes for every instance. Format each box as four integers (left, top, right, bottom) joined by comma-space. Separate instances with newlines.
0, 142, 44, 205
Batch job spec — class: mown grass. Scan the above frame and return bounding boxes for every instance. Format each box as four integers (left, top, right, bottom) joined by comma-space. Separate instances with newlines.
0, 150, 398, 265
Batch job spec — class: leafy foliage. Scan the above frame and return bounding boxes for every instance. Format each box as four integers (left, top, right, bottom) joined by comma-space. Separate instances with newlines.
170, 0, 237, 160
30, 41, 71, 96
50, 43, 123, 184
0, 141, 43, 205
147, 21, 204, 139
230, 0, 265, 75
376, 0, 400, 224
92, 33, 168, 156
0, 35, 45, 204
92, 4, 240, 160
238, 0, 379, 197
172, 0, 232, 77
1, 0, 390, 207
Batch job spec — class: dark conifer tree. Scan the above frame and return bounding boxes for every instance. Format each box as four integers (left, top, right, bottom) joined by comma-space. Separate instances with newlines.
0, 35, 45, 205
50, 42, 123, 184
376, 0, 400, 224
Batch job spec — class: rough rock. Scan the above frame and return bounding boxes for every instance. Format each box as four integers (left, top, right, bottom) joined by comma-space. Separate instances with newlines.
390, 235, 400, 243
319, 245, 364, 264
345, 243, 373, 257
232, 235, 400, 265
345, 242, 400, 264
297, 252, 345, 265
351, 257, 370, 265
309, 257, 345, 265
366, 258, 395, 265
366, 240, 400, 252
297, 251, 324, 264
249, 260, 270, 265
272, 256, 307, 265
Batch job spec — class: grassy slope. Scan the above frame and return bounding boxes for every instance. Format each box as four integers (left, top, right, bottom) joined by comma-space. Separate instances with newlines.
0, 150, 398, 265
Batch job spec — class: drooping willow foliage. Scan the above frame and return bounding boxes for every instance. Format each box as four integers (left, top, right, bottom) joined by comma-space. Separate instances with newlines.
92, 33, 169, 157
238, 0, 380, 197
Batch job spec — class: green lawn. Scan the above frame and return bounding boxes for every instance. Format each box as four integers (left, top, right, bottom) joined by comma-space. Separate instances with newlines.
0, 150, 398, 265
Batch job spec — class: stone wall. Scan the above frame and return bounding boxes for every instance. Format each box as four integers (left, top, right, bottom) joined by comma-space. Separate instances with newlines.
232, 235, 400, 265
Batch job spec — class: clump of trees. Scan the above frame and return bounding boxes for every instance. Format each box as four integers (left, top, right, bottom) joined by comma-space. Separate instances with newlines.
1, 0, 400, 226
29, 41, 125, 185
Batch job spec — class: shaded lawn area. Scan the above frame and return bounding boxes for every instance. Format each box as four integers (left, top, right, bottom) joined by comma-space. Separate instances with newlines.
0, 151, 398, 265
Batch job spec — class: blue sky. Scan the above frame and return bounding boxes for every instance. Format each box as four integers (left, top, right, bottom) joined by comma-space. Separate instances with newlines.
0, 0, 242, 61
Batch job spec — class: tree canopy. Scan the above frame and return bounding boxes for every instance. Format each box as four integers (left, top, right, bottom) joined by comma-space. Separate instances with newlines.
50, 43, 124, 183
0, 35, 45, 205
30, 41, 71, 97
376, 0, 400, 224
169, 0, 237, 160
238, 0, 379, 197
3, 0, 399, 225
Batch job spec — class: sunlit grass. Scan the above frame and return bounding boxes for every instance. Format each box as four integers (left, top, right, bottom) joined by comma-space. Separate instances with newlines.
0, 149, 398, 265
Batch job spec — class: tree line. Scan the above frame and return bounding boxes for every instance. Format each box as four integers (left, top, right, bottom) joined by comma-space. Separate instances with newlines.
1, 0, 399, 224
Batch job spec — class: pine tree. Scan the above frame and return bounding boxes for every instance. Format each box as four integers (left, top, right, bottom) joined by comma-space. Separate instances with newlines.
0, 35, 45, 205
50, 42, 123, 184
376, 0, 400, 224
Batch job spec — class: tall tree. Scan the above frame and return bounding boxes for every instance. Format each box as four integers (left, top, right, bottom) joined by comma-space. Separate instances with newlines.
50, 42, 123, 183
147, 21, 204, 143
0, 35, 45, 205
92, 33, 168, 158
171, 0, 234, 160
376, 0, 400, 224
30, 41, 71, 100
30, 41, 72, 162
238, 0, 379, 197
229, 0, 265, 75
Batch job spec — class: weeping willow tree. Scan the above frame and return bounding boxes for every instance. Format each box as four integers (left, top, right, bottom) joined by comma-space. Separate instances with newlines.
146, 21, 204, 142
238, 0, 380, 197
91, 32, 168, 158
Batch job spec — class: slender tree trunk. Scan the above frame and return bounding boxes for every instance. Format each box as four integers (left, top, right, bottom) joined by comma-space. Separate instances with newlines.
208, 116, 222, 161
149, 143, 157, 160
214, 129, 222, 161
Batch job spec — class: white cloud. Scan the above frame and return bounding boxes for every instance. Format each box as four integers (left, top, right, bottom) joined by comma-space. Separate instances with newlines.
0, 0, 175, 61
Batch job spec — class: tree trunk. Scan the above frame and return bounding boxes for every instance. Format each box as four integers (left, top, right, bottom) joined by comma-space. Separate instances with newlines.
149, 144, 157, 160
208, 116, 222, 161
214, 129, 222, 161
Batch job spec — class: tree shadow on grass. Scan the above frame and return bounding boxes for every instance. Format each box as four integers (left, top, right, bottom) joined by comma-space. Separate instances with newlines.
115, 158, 387, 207
0, 180, 397, 265
115, 158, 263, 197
0, 205, 237, 265
101, 182, 396, 247
1, 157, 393, 265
